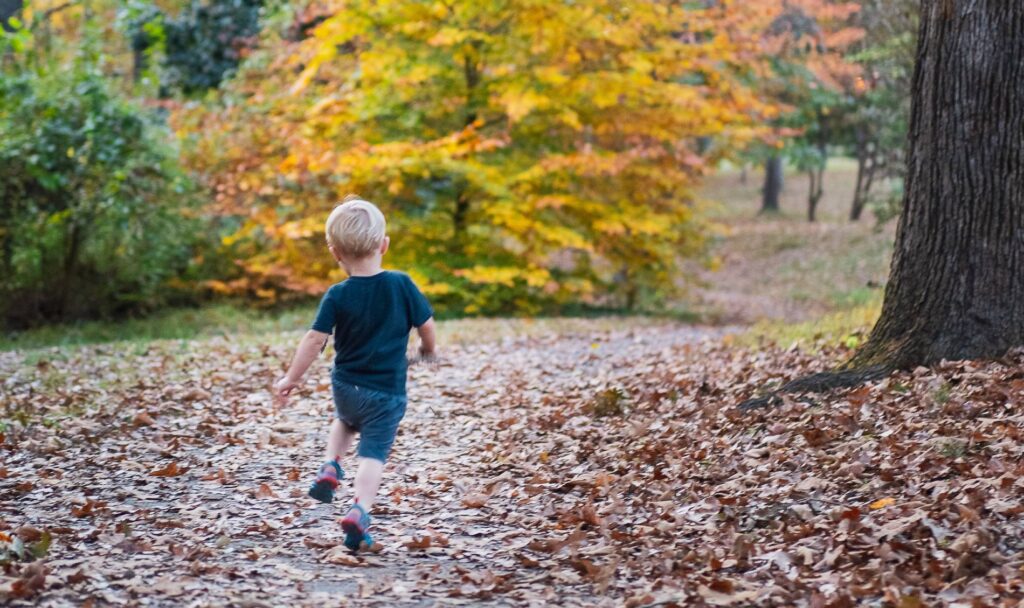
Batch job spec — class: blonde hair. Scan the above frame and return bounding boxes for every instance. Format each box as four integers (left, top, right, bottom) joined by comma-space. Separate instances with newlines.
325, 195, 387, 259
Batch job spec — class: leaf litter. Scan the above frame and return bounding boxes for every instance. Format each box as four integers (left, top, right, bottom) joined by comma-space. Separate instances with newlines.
0, 323, 1022, 606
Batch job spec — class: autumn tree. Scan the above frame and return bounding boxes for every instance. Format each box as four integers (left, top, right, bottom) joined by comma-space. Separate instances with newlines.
177, 0, 771, 314
750, 0, 863, 219
845, 0, 916, 222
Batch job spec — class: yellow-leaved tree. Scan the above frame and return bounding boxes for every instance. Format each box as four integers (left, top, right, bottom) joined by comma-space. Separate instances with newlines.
175, 0, 772, 313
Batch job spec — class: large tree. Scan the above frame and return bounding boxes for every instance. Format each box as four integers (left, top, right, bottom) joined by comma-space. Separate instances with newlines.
851, 0, 1024, 369
741, 0, 1024, 408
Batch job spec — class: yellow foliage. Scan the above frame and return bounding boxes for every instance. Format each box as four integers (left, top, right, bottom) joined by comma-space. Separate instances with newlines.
174, 0, 781, 313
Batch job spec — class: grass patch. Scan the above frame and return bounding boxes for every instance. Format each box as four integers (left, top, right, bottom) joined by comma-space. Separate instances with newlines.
741, 299, 882, 351
0, 304, 315, 352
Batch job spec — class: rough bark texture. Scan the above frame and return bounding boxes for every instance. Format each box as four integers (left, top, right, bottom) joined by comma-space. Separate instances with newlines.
851, 0, 1024, 369
761, 155, 783, 213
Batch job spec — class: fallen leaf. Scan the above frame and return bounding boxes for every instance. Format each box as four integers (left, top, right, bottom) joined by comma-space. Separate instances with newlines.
323, 546, 363, 566
150, 462, 187, 477
461, 492, 489, 508
10, 562, 48, 599
15, 525, 44, 542
404, 535, 432, 550
869, 497, 894, 510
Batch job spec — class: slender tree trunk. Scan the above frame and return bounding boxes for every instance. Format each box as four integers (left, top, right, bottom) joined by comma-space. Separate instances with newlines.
850, 128, 870, 221
760, 155, 783, 213
806, 166, 824, 222
451, 51, 481, 252
851, 132, 880, 221
453, 189, 469, 242
851, 0, 1024, 369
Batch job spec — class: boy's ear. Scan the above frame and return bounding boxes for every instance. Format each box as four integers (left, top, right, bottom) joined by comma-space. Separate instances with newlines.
380, 236, 390, 256
328, 243, 344, 263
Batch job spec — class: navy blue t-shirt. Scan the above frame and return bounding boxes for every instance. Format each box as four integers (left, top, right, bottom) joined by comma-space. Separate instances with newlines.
311, 271, 433, 396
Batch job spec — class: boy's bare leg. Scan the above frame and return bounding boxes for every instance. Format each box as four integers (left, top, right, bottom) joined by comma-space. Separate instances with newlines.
352, 457, 385, 511
324, 418, 355, 462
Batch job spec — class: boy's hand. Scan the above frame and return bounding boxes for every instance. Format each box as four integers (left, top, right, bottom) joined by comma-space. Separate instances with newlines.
273, 376, 299, 402
413, 347, 439, 369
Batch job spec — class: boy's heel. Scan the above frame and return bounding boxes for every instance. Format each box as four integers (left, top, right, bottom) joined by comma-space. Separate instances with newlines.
341, 503, 371, 551
308, 460, 343, 504
308, 479, 338, 503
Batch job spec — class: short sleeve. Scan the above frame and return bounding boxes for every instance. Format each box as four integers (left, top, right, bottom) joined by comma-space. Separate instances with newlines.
404, 276, 433, 327
311, 289, 337, 334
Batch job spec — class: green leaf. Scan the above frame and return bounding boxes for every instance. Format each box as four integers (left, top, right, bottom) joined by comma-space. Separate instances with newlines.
29, 532, 52, 559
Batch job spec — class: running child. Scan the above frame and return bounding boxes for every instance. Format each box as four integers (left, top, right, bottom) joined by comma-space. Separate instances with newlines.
274, 195, 436, 552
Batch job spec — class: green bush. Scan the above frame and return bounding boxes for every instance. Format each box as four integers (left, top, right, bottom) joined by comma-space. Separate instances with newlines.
0, 65, 199, 327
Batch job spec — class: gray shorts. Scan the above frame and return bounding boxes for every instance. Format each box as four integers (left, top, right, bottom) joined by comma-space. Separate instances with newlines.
331, 379, 407, 463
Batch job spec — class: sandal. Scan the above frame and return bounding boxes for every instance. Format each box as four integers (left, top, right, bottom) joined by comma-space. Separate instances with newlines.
341, 502, 373, 551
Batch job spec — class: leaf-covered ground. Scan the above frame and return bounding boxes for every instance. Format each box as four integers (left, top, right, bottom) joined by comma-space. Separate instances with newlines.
2, 321, 1023, 606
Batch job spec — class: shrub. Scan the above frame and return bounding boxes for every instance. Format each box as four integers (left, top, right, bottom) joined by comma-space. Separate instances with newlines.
0, 65, 199, 327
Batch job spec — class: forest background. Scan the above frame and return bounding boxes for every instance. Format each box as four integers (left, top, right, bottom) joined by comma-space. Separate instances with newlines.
0, 0, 915, 335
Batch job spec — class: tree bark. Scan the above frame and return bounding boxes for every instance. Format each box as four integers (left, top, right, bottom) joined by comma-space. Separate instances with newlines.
851, 0, 1024, 369
760, 155, 783, 213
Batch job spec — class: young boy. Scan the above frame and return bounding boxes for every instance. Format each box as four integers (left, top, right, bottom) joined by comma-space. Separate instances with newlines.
273, 196, 436, 552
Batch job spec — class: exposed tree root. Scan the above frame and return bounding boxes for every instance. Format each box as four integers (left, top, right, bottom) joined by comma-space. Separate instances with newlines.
736, 365, 890, 411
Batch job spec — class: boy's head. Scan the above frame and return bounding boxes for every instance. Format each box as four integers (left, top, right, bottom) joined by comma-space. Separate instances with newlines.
325, 195, 387, 261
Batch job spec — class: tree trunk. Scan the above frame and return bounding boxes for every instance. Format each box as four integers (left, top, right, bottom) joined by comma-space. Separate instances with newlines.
850, 127, 870, 221
851, 0, 1024, 370
450, 50, 481, 253
806, 165, 823, 222
760, 155, 783, 213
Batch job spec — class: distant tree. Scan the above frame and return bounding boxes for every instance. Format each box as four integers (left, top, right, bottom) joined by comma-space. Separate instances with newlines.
761, 155, 784, 214
749, 0, 864, 218
846, 0, 917, 222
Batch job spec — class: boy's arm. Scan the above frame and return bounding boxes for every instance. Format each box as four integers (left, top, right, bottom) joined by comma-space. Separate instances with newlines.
416, 318, 436, 358
274, 330, 331, 400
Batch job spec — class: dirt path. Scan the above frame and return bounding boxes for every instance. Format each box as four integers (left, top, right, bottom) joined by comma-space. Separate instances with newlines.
4, 323, 721, 606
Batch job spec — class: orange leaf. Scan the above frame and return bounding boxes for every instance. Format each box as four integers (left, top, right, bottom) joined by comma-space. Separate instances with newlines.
869, 497, 894, 510
150, 462, 187, 477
